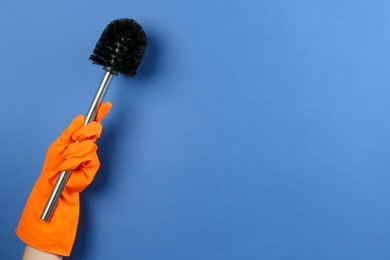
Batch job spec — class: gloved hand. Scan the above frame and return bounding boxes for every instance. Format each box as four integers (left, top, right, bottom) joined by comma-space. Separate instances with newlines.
16, 102, 112, 256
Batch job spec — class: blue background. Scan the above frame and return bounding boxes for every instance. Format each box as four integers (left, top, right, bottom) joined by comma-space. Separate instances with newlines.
1, 0, 390, 259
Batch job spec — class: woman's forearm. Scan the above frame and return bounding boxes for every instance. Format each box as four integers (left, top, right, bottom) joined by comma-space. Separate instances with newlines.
22, 245, 63, 260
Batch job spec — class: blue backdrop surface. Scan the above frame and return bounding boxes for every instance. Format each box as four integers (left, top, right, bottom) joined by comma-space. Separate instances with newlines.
2, 0, 390, 259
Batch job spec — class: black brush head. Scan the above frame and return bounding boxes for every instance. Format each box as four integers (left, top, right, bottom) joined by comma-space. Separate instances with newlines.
89, 18, 147, 77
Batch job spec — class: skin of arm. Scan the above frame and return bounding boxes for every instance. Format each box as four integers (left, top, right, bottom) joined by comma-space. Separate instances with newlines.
22, 245, 62, 260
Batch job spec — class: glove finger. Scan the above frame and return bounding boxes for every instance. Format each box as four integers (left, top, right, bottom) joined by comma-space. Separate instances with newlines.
59, 157, 88, 171
72, 121, 102, 142
63, 141, 97, 159
58, 151, 98, 171
95, 102, 112, 122
60, 115, 85, 141
65, 153, 100, 192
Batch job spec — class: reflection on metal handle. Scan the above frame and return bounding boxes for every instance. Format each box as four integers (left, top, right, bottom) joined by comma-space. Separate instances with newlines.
40, 170, 71, 221
40, 69, 115, 222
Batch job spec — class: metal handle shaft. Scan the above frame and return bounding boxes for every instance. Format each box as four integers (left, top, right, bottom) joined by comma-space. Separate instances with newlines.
40, 70, 115, 222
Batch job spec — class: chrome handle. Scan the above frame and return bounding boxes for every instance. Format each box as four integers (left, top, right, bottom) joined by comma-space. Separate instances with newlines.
40, 70, 115, 221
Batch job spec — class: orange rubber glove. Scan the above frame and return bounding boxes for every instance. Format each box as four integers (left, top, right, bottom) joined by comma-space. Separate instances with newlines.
16, 102, 112, 256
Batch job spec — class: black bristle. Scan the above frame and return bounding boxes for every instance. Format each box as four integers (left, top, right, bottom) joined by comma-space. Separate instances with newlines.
89, 18, 147, 77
